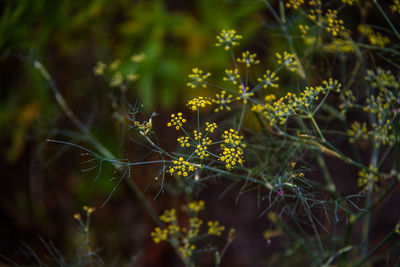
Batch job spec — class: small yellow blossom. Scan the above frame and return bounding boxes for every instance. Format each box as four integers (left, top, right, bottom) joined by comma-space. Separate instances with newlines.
215, 29, 243, 50
188, 200, 205, 213
187, 68, 211, 88
207, 221, 225, 236
151, 227, 168, 243
188, 217, 203, 238
194, 136, 212, 159
276, 52, 297, 72
187, 97, 212, 111
285, 0, 304, 10
179, 242, 196, 258
358, 24, 390, 47
177, 136, 190, 148
168, 157, 195, 177
213, 90, 233, 112
358, 165, 378, 190
237, 51, 260, 67
167, 113, 187, 130
324, 9, 345, 37
223, 68, 241, 84
160, 209, 177, 223
205, 122, 218, 133
265, 94, 276, 102
257, 70, 279, 89
237, 84, 254, 104
219, 129, 245, 170
298, 24, 309, 38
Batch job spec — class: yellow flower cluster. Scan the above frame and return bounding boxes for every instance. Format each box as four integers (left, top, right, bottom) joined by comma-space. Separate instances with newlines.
177, 136, 190, 148
188, 217, 203, 238
215, 29, 243, 51
237, 85, 254, 104
168, 157, 195, 177
160, 209, 177, 223
257, 70, 279, 89
150, 201, 227, 259
324, 9, 345, 37
358, 24, 390, 47
298, 24, 309, 38
365, 68, 399, 91
358, 166, 378, 189
222, 128, 243, 146
347, 121, 369, 143
372, 119, 395, 147
205, 122, 218, 133
237, 51, 260, 67
285, 0, 304, 10
194, 136, 212, 159
223, 68, 241, 84
276, 52, 297, 72
252, 79, 341, 126
167, 113, 187, 130
193, 130, 202, 140
207, 221, 225, 236
187, 68, 211, 88
187, 97, 212, 111
179, 242, 196, 258
213, 90, 233, 112
188, 200, 205, 213
151, 227, 168, 243
219, 129, 245, 170
323, 39, 357, 53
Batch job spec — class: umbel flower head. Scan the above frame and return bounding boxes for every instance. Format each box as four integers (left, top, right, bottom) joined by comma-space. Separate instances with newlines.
187, 68, 211, 88
187, 97, 212, 111
237, 51, 260, 67
167, 113, 186, 130
215, 29, 243, 50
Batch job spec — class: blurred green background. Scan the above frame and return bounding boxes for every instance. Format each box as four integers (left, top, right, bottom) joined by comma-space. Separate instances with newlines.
0, 0, 270, 265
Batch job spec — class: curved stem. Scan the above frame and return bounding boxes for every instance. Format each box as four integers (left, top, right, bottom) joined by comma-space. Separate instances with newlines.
33, 60, 162, 226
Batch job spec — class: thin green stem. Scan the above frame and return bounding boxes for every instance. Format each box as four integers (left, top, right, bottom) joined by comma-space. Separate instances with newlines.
374, 0, 400, 40
356, 227, 398, 267
237, 104, 246, 131
34, 60, 162, 226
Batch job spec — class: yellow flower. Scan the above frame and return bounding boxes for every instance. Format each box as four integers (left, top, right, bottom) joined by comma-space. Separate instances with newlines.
187, 68, 211, 88
151, 227, 168, 243
276, 52, 297, 72
212, 90, 233, 112
168, 157, 195, 177
207, 221, 225, 236
187, 97, 212, 111
257, 70, 279, 89
188, 200, 205, 213
237, 51, 260, 67
167, 113, 187, 130
160, 209, 177, 223
215, 29, 242, 50
223, 68, 241, 84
